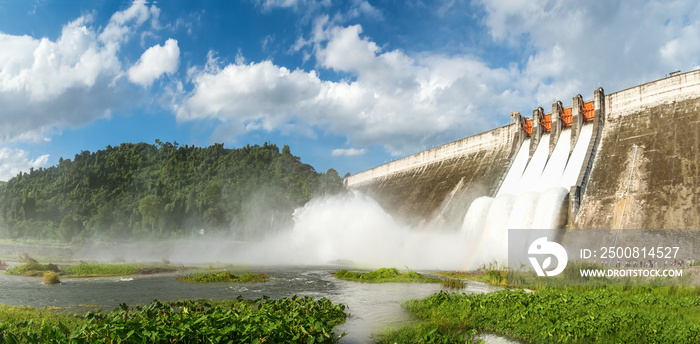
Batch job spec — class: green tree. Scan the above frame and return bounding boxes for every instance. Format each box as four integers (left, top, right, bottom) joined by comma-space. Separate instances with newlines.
138, 195, 164, 232
58, 215, 79, 243
0, 140, 346, 240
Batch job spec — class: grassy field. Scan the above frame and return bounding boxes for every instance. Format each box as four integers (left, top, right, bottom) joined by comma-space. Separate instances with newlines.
0, 297, 347, 343
177, 271, 271, 283
333, 267, 441, 283
375, 286, 700, 343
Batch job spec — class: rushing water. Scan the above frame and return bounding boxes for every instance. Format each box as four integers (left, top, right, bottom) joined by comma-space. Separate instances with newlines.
0, 266, 510, 343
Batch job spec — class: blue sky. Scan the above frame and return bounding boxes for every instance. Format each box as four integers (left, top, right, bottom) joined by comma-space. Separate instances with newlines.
1, 0, 699, 180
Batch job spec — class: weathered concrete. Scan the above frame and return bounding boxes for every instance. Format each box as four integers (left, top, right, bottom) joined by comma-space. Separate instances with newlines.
346, 125, 519, 228
550, 102, 563, 155
575, 72, 700, 229
570, 94, 584, 155
568, 87, 605, 227
530, 107, 545, 157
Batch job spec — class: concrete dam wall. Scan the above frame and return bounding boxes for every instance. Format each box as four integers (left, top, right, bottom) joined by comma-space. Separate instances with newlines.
575, 72, 700, 230
346, 125, 519, 229
346, 70, 700, 230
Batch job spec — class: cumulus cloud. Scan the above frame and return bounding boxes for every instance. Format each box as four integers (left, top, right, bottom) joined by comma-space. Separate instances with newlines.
331, 148, 367, 157
0, 148, 49, 181
177, 23, 515, 155
256, 0, 331, 12
99, 0, 156, 44
128, 38, 180, 86
477, 0, 700, 102
0, 0, 157, 142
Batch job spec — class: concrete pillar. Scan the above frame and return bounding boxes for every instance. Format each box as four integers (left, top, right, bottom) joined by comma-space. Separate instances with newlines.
593, 87, 605, 126
529, 107, 544, 157
514, 113, 527, 147
567, 87, 606, 228
550, 101, 563, 155
570, 94, 583, 156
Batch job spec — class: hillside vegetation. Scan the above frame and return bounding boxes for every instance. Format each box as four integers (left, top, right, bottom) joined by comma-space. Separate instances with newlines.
0, 141, 343, 242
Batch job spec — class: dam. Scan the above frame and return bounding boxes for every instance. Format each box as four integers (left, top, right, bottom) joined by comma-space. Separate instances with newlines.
346, 70, 700, 232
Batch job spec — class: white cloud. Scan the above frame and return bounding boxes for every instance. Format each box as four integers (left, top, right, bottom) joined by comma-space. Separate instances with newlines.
477, 0, 700, 102
177, 23, 516, 155
0, 148, 49, 181
0, 0, 158, 143
99, 0, 152, 44
128, 38, 180, 86
331, 148, 367, 156
256, 0, 331, 12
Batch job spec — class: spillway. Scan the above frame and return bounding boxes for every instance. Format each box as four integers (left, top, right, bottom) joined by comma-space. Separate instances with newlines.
496, 138, 531, 197
539, 129, 571, 190
459, 124, 593, 267
518, 133, 551, 194
561, 124, 593, 188
462, 124, 594, 234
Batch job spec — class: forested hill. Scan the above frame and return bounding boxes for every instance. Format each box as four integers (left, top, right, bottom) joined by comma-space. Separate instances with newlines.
0, 141, 344, 242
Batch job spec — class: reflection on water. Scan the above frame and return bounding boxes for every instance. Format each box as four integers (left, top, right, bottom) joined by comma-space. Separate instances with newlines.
0, 267, 508, 344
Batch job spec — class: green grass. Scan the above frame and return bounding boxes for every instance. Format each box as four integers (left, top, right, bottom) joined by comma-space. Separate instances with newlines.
440, 278, 465, 289
5, 261, 180, 278
0, 297, 347, 343
177, 271, 272, 283
334, 268, 441, 283
61, 263, 178, 277
437, 262, 509, 287
375, 286, 700, 344
5, 262, 60, 277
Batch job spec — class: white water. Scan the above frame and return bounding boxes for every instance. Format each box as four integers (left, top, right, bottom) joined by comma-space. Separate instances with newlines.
561, 123, 594, 188
76, 125, 595, 272
460, 124, 594, 267
496, 138, 531, 197
538, 129, 571, 190
517, 133, 550, 194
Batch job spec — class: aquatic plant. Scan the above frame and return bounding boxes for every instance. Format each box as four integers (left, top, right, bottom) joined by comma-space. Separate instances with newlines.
61, 263, 178, 277
42, 272, 61, 285
440, 278, 465, 289
334, 268, 440, 283
6, 262, 180, 278
0, 296, 347, 343
375, 286, 700, 343
437, 262, 508, 287
177, 271, 271, 283
5, 261, 59, 277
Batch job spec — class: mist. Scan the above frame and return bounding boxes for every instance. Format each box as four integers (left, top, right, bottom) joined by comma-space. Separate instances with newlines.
73, 190, 494, 270
73, 181, 576, 271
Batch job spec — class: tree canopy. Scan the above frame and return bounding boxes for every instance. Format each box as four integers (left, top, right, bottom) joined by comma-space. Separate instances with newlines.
0, 142, 344, 242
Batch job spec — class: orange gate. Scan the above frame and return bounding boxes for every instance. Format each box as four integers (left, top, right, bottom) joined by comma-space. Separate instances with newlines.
581, 99, 595, 121
522, 118, 533, 136
561, 105, 572, 126
541, 114, 552, 132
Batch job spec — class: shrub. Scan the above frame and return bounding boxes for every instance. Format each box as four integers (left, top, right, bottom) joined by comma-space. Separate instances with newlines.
42, 272, 61, 285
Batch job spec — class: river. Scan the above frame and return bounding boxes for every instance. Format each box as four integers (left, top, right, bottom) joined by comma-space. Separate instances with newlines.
0, 265, 518, 343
